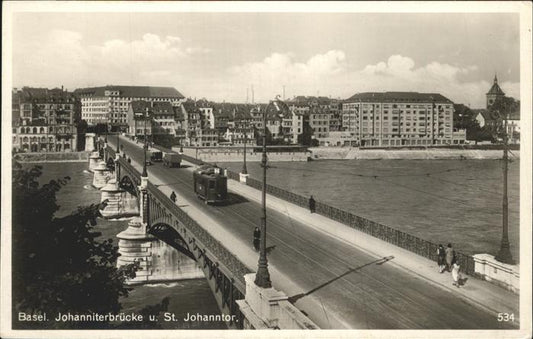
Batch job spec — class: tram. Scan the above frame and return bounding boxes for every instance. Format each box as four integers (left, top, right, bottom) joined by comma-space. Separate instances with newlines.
193, 164, 228, 204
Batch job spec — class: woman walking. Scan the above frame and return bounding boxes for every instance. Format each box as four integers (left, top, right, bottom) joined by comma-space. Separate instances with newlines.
452, 262, 461, 287
445, 243, 455, 272
437, 244, 446, 273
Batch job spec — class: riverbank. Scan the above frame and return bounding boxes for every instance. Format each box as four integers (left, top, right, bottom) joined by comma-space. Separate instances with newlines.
13, 151, 89, 163
174, 146, 310, 162
309, 147, 519, 160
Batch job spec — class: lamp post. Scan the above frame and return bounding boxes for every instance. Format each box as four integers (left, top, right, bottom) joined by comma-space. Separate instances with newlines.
242, 122, 248, 175
254, 96, 287, 288
495, 105, 514, 264
116, 126, 120, 153
142, 107, 149, 177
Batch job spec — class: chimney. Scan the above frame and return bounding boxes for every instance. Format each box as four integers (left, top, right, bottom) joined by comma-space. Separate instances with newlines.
251, 85, 254, 104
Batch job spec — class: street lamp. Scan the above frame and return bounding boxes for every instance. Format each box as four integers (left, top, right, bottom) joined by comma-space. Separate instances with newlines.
495, 104, 514, 264
242, 122, 248, 175
142, 107, 149, 177
254, 96, 289, 288
117, 128, 120, 154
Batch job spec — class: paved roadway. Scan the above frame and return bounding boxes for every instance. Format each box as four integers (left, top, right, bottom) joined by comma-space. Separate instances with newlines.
111, 137, 516, 329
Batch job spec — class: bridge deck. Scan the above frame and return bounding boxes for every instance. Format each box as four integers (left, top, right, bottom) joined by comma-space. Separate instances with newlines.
109, 136, 518, 329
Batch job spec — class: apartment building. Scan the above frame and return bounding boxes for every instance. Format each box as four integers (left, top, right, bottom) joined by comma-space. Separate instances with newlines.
12, 87, 79, 152
75, 86, 185, 127
342, 92, 458, 147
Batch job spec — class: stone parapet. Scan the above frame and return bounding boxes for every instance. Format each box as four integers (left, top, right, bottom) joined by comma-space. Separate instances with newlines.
239, 173, 249, 183
473, 253, 519, 293
85, 133, 96, 152
237, 273, 319, 329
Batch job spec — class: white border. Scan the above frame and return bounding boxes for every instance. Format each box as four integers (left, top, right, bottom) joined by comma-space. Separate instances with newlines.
2, 1, 532, 339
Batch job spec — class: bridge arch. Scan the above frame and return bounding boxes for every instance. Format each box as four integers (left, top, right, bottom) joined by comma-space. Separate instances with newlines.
119, 175, 138, 196
149, 222, 195, 260
106, 157, 115, 171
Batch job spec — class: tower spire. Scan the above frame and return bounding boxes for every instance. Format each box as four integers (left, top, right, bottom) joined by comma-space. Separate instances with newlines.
494, 73, 498, 84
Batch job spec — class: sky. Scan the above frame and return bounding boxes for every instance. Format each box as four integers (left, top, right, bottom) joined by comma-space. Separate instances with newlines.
10, 10, 521, 108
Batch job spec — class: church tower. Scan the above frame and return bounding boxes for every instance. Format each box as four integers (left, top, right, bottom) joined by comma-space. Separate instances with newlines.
486, 74, 505, 108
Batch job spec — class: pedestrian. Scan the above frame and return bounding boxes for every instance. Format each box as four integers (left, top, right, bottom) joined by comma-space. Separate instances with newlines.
445, 243, 454, 272
437, 244, 446, 273
170, 191, 177, 203
309, 195, 316, 214
253, 227, 260, 251
451, 262, 461, 287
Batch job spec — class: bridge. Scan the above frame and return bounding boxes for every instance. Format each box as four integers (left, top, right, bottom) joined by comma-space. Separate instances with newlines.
85, 134, 519, 330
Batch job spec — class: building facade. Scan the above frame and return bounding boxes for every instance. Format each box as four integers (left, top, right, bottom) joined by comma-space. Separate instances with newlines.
342, 92, 459, 147
12, 87, 79, 152
75, 86, 185, 127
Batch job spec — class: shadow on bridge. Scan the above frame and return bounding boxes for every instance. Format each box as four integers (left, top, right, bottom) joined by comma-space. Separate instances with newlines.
287, 256, 395, 304
218, 193, 250, 206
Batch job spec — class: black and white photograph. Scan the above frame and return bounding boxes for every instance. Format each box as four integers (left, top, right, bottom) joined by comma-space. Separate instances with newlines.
1, 1, 531, 338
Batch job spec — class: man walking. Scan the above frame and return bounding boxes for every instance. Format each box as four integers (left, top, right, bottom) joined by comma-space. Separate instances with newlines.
170, 191, 177, 204
253, 227, 261, 251
309, 195, 316, 214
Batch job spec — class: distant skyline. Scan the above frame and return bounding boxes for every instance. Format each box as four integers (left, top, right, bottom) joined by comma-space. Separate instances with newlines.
11, 10, 521, 108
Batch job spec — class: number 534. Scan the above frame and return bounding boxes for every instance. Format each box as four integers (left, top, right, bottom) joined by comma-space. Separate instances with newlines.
497, 313, 515, 322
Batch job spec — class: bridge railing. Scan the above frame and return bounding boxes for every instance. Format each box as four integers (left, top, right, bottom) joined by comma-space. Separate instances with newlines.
146, 180, 251, 291
224, 168, 476, 276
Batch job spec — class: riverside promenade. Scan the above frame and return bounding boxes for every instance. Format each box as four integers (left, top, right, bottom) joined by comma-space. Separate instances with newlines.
113, 136, 519, 329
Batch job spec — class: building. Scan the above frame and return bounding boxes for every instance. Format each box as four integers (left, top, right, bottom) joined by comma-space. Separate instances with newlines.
12, 87, 79, 152
127, 101, 153, 137
474, 75, 520, 144
342, 92, 457, 147
75, 86, 185, 127
486, 75, 505, 108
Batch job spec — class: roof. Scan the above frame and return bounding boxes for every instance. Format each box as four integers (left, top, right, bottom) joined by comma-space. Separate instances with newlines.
345, 92, 453, 103
182, 100, 202, 114
474, 109, 520, 121
487, 75, 505, 96
14, 87, 77, 102
130, 100, 151, 113
150, 102, 174, 116
74, 85, 184, 98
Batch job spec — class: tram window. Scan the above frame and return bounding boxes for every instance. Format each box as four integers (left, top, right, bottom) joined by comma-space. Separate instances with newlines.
209, 181, 215, 189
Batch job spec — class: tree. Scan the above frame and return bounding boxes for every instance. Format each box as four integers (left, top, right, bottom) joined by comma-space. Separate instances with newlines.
488, 96, 520, 142
11, 161, 167, 329
297, 119, 315, 146
152, 123, 177, 149
76, 119, 88, 151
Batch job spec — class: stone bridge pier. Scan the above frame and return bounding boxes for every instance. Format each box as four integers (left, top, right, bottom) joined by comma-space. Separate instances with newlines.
115, 172, 203, 284
100, 154, 140, 219
85, 133, 96, 152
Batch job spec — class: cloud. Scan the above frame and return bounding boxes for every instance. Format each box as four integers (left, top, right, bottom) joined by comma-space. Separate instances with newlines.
13, 31, 209, 90
224, 50, 346, 102
219, 52, 518, 107
13, 31, 519, 108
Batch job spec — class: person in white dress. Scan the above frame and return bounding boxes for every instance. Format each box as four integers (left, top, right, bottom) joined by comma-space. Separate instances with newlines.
452, 262, 461, 287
